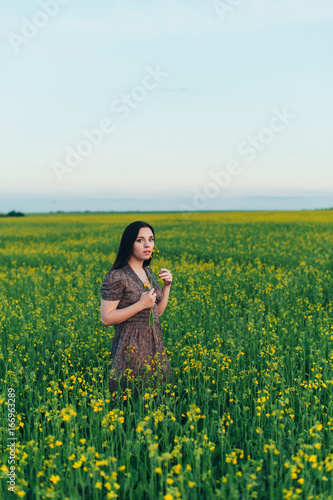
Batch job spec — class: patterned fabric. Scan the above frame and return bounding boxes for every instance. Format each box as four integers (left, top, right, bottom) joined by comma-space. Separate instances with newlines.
100, 262, 173, 397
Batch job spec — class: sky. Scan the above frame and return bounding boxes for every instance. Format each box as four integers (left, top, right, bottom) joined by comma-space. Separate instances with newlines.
1, 0, 332, 212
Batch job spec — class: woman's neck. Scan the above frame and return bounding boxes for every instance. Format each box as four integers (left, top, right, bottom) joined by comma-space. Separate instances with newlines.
127, 257, 144, 272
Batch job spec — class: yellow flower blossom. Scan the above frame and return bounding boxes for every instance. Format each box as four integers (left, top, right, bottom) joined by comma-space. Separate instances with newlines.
49, 475, 61, 484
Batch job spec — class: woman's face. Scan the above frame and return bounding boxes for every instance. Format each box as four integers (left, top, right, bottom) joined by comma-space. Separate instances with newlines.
132, 227, 155, 261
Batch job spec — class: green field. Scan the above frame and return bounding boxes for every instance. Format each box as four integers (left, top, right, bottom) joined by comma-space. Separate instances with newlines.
1, 211, 333, 499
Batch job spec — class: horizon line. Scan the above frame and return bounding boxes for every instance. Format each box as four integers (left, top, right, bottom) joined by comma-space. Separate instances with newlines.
1, 207, 333, 216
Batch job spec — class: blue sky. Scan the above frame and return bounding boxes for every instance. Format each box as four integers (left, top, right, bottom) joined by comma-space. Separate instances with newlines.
1, 0, 332, 212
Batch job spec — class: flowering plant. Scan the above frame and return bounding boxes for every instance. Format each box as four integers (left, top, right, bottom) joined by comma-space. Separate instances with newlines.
143, 246, 160, 341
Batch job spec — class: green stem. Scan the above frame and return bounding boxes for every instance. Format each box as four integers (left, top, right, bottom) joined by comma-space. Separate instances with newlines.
148, 266, 158, 341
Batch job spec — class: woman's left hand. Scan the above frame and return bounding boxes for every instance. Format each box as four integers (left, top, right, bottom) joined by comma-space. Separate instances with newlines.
159, 268, 173, 286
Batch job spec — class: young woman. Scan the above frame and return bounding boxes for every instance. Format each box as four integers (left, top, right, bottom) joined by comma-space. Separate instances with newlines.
100, 221, 173, 398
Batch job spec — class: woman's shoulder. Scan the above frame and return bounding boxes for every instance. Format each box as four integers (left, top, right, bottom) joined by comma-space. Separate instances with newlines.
102, 266, 126, 282
100, 266, 126, 301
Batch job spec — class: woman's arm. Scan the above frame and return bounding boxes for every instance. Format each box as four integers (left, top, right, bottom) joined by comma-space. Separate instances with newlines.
101, 300, 143, 326
101, 288, 156, 326
157, 268, 173, 317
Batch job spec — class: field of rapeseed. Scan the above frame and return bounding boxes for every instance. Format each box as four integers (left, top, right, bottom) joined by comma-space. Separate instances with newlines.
1, 210, 333, 500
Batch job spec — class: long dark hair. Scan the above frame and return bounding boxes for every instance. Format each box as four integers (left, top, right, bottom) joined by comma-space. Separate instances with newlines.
110, 221, 155, 270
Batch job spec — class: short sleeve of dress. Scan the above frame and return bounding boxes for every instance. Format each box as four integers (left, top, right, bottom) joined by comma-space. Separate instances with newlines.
100, 268, 125, 301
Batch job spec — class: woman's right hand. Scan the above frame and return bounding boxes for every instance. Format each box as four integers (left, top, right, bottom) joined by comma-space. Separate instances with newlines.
138, 288, 156, 309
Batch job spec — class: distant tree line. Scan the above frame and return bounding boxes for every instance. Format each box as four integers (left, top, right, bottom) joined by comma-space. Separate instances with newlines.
0, 210, 25, 217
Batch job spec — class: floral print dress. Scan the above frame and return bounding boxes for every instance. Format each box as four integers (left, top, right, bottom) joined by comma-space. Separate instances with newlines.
100, 263, 173, 397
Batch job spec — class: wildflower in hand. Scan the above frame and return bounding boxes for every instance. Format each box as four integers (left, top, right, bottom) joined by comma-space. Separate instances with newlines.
148, 246, 159, 341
